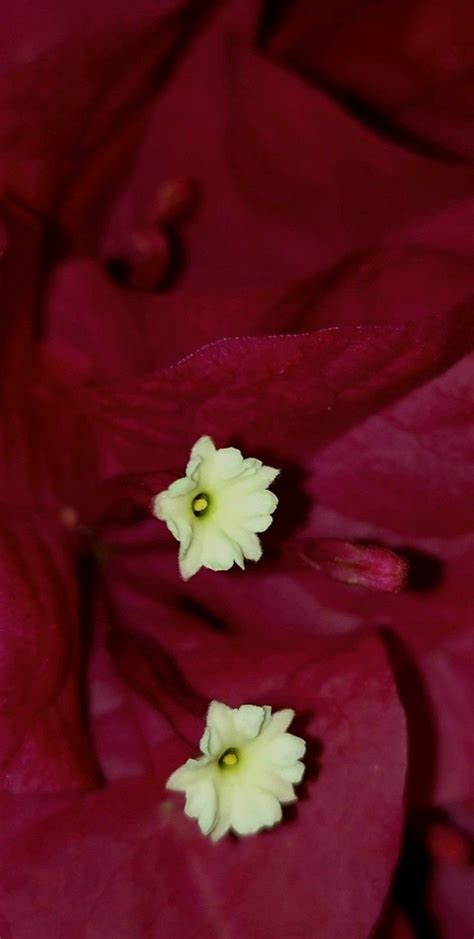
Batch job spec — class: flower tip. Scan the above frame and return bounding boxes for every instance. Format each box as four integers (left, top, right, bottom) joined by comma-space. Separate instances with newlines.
178, 561, 194, 582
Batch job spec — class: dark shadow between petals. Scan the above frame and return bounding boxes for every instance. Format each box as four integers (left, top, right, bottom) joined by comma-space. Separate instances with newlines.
227, 440, 313, 566
176, 595, 229, 633
77, 551, 107, 785
380, 628, 441, 939
397, 547, 445, 594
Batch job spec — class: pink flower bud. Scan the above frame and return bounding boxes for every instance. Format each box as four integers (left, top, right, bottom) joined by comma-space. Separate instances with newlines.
303, 539, 409, 592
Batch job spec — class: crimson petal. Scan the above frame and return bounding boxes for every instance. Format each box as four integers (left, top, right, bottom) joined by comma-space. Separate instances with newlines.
0, 633, 406, 939
87, 307, 474, 482
0, 518, 97, 790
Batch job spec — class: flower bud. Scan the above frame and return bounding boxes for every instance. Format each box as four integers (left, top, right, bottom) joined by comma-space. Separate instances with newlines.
303, 539, 408, 592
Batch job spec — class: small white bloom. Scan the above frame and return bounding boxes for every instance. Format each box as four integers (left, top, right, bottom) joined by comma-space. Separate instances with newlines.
153, 436, 279, 580
166, 701, 306, 841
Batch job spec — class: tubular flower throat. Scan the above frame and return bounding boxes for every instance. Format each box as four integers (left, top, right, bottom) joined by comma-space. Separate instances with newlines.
166, 701, 306, 841
153, 436, 279, 580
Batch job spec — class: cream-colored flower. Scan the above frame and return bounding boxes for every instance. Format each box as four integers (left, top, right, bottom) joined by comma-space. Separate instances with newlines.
166, 701, 306, 841
153, 436, 279, 580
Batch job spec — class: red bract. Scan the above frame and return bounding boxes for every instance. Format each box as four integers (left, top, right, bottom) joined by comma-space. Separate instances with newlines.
97, 2, 474, 291
431, 861, 474, 939
374, 907, 417, 939
264, 0, 474, 159
0, 634, 406, 939
85, 307, 474, 479
1, 1, 474, 937
0, 204, 101, 790
0, 204, 423, 939
0, 519, 97, 791
0, 0, 202, 223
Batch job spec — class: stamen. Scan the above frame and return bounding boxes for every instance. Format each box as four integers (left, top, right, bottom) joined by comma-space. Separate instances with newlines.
192, 493, 209, 516
219, 747, 239, 768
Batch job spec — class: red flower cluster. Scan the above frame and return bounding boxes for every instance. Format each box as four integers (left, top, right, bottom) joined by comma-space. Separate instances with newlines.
0, 2, 473, 936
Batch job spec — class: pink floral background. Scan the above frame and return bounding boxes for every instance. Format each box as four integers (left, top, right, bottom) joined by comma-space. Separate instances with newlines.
0, 1, 473, 936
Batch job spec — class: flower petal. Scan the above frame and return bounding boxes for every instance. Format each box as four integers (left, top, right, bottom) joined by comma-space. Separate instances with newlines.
184, 778, 218, 836
233, 704, 266, 741
0, 519, 98, 791
264, 733, 306, 766
90, 309, 474, 487
230, 784, 283, 835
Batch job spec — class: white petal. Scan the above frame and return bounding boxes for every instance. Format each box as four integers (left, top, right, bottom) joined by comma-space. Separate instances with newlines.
206, 701, 236, 751
241, 464, 279, 490
166, 756, 210, 792
230, 784, 282, 835
189, 435, 215, 463
201, 702, 234, 757
212, 447, 246, 480
259, 708, 295, 742
154, 489, 194, 529
168, 476, 196, 497
235, 529, 262, 562
275, 760, 306, 784
251, 764, 297, 803
210, 779, 234, 842
185, 779, 218, 835
166, 518, 180, 541
244, 514, 274, 533
152, 492, 168, 520
169, 518, 193, 551
240, 457, 262, 474
265, 732, 306, 765
202, 530, 243, 572
209, 817, 231, 841
234, 704, 266, 740
185, 455, 202, 479
178, 531, 205, 580
199, 727, 212, 757
240, 491, 278, 517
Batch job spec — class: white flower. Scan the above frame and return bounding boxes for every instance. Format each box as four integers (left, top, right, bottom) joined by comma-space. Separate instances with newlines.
153, 436, 279, 580
166, 701, 306, 841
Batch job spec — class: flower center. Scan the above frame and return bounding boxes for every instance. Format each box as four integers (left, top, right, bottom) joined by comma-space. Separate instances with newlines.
192, 492, 210, 517
218, 747, 239, 768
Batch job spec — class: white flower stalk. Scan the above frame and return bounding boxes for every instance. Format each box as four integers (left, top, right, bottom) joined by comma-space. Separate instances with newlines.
153, 436, 279, 580
166, 701, 306, 841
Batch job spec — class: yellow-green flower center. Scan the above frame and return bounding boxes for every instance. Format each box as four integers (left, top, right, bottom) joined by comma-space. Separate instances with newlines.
192, 492, 210, 517
218, 747, 239, 768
